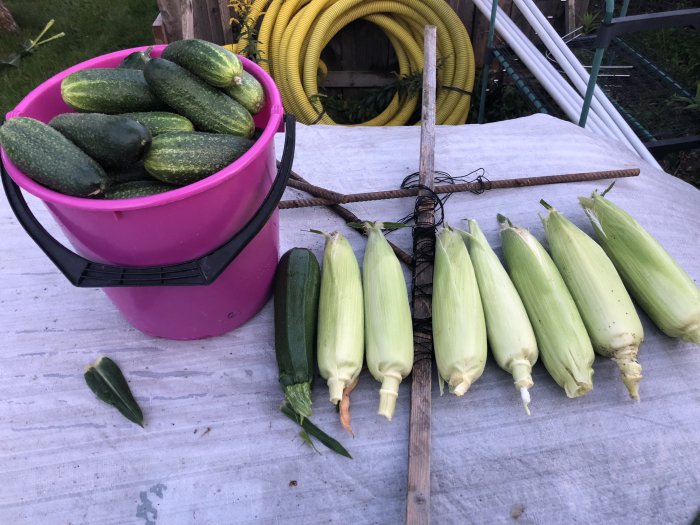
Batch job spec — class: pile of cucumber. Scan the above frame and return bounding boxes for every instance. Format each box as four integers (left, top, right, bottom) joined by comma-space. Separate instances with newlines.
0, 40, 266, 199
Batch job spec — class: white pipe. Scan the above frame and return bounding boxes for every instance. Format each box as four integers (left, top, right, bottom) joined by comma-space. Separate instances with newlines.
514, 0, 661, 168
472, 0, 613, 139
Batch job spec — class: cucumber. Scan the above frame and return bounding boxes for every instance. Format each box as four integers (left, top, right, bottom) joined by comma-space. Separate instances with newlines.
49, 113, 152, 169
120, 111, 194, 136
222, 70, 266, 115
0, 117, 104, 197
61, 68, 163, 113
104, 180, 175, 199
161, 39, 243, 88
144, 132, 253, 185
274, 248, 322, 419
103, 162, 155, 188
118, 46, 152, 70
143, 58, 254, 138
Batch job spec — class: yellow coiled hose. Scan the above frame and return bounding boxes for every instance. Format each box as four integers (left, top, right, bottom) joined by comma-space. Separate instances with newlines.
231, 0, 475, 125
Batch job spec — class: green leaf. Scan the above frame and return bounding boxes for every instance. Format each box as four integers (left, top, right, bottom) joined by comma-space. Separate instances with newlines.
84, 356, 144, 427
280, 402, 352, 459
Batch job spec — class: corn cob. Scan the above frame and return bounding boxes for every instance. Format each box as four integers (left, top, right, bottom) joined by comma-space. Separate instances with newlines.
498, 214, 595, 398
459, 220, 538, 413
433, 226, 487, 397
363, 222, 414, 421
541, 200, 644, 400
316, 231, 364, 433
579, 190, 700, 346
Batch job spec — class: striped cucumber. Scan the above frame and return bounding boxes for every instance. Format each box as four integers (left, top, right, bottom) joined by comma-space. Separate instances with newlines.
144, 58, 254, 137
274, 248, 322, 418
0, 117, 104, 197
222, 70, 265, 115
104, 180, 175, 199
61, 68, 163, 113
161, 39, 243, 87
120, 111, 194, 136
144, 132, 253, 185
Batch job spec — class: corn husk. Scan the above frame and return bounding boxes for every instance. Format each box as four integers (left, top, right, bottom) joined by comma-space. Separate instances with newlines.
433, 226, 487, 396
459, 220, 538, 413
541, 201, 644, 399
363, 222, 413, 421
498, 214, 595, 398
316, 231, 364, 432
579, 190, 700, 346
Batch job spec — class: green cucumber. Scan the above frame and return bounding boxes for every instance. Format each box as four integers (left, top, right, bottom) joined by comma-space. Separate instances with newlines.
274, 248, 322, 419
61, 68, 163, 113
143, 58, 254, 138
103, 162, 154, 188
222, 70, 265, 115
161, 39, 243, 87
0, 117, 104, 197
49, 113, 152, 169
118, 47, 152, 70
144, 131, 253, 185
104, 180, 175, 199
120, 111, 194, 136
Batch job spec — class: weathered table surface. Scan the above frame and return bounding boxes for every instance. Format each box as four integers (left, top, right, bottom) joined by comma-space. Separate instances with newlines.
1, 115, 699, 525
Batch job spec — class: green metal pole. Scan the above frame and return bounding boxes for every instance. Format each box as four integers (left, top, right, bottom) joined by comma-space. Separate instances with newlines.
478, 0, 500, 123
578, 0, 615, 127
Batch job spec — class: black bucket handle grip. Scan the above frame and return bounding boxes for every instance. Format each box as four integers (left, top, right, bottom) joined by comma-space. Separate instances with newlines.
1, 114, 296, 287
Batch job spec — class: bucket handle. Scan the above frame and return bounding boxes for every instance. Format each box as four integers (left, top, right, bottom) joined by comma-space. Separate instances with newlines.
1, 114, 296, 287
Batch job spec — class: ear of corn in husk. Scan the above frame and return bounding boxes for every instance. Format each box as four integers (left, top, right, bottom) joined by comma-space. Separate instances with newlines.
316, 231, 364, 433
498, 214, 595, 398
541, 200, 644, 400
362, 222, 414, 421
579, 189, 700, 346
432, 226, 487, 397
459, 219, 538, 414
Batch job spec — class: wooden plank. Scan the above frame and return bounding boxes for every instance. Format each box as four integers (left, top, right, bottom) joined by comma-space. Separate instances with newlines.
218, 0, 234, 45
156, 0, 183, 42
323, 71, 395, 88
203, 0, 225, 44
153, 13, 167, 45
406, 24, 437, 525
181, 0, 194, 40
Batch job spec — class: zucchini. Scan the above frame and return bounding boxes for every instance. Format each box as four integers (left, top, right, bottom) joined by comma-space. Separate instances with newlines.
49, 113, 152, 169
144, 131, 253, 185
161, 39, 243, 88
61, 68, 163, 113
143, 58, 254, 138
120, 111, 194, 136
118, 46, 152, 70
0, 117, 104, 197
274, 248, 322, 419
104, 180, 175, 199
222, 70, 266, 115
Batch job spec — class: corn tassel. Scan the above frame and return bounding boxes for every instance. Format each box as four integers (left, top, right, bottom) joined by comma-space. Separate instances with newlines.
579, 189, 700, 346
433, 226, 487, 396
363, 223, 413, 421
459, 220, 538, 414
498, 214, 595, 398
316, 231, 364, 433
541, 200, 644, 400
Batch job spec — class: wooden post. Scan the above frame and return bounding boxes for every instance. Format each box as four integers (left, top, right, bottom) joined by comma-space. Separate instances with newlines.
406, 25, 437, 525
567, 0, 578, 35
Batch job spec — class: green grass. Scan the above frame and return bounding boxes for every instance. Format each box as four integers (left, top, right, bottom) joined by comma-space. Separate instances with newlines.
0, 0, 159, 117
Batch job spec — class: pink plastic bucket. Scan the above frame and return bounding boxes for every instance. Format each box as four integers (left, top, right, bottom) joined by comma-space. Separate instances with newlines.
1, 45, 294, 340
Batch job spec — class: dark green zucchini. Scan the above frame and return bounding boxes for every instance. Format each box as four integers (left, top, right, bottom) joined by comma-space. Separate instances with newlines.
143, 58, 254, 137
161, 39, 242, 87
144, 131, 253, 185
222, 70, 265, 115
49, 113, 152, 169
61, 68, 163, 113
0, 117, 104, 197
274, 248, 322, 419
104, 180, 175, 199
118, 47, 152, 70
120, 111, 194, 136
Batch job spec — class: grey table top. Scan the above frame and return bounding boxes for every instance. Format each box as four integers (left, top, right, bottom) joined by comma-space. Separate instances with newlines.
1, 114, 698, 525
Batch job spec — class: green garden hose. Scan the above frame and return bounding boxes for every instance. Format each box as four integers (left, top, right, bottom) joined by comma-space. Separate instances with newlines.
233, 0, 476, 125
